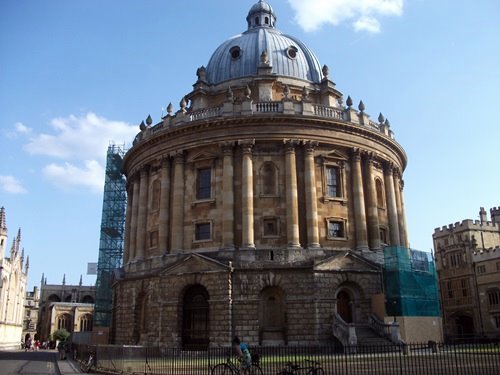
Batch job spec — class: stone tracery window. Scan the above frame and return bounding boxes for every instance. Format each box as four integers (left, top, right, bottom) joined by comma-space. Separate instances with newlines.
80, 314, 93, 332
57, 313, 72, 331
322, 159, 345, 201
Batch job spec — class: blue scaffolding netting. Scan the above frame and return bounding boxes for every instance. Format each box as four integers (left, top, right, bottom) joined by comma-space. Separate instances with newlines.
94, 144, 127, 328
384, 246, 441, 317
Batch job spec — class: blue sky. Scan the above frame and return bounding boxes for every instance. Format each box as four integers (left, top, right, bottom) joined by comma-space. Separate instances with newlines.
1, 0, 499, 291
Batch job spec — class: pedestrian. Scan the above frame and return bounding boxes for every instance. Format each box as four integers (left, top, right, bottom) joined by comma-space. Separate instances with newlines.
232, 336, 251, 375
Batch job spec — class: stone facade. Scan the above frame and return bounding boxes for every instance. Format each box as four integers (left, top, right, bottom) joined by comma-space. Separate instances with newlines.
37, 277, 95, 342
113, 1, 413, 348
433, 207, 500, 340
0, 207, 29, 350
22, 286, 39, 343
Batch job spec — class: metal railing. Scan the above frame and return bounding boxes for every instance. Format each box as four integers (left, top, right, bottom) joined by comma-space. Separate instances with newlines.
73, 341, 500, 375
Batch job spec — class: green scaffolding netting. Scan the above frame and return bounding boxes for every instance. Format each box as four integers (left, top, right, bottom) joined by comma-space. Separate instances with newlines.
384, 246, 441, 317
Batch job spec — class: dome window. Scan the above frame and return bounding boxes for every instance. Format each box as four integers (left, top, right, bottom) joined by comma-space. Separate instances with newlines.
255, 17, 260, 25
286, 46, 298, 59
230, 46, 242, 60
265, 17, 269, 25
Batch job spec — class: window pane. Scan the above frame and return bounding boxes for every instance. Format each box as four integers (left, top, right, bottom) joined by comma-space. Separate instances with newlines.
326, 167, 339, 197
328, 221, 344, 238
197, 168, 211, 199
195, 223, 211, 241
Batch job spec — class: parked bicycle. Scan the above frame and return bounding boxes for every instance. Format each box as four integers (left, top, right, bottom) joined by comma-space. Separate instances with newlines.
211, 356, 263, 374
80, 350, 96, 373
277, 359, 324, 375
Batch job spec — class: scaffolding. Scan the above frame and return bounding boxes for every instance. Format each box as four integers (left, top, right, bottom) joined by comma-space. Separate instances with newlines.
94, 144, 127, 328
384, 246, 441, 317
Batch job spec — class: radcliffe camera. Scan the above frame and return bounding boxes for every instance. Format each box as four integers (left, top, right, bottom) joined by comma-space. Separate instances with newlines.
0, 1, 498, 374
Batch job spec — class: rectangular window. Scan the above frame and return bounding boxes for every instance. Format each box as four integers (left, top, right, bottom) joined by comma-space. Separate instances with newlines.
197, 168, 212, 200
495, 316, 500, 328
195, 223, 211, 241
461, 279, 468, 297
447, 281, 453, 299
326, 166, 340, 197
327, 220, 345, 239
263, 218, 278, 237
496, 262, 500, 271
488, 291, 500, 307
477, 264, 486, 274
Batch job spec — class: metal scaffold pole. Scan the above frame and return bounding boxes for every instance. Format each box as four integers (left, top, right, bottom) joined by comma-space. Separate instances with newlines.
94, 144, 127, 335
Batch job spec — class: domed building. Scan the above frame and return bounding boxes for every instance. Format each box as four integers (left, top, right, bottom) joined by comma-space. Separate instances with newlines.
112, 1, 430, 348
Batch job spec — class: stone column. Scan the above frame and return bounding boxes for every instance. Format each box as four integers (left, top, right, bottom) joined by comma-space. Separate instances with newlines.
171, 152, 185, 253
158, 157, 171, 254
135, 166, 149, 260
351, 149, 369, 251
304, 141, 320, 248
394, 171, 408, 248
221, 142, 235, 249
284, 140, 301, 248
240, 140, 255, 249
129, 176, 140, 261
365, 154, 381, 250
123, 183, 133, 264
384, 163, 400, 246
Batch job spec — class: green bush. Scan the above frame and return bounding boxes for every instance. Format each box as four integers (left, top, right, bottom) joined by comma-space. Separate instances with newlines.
52, 329, 70, 342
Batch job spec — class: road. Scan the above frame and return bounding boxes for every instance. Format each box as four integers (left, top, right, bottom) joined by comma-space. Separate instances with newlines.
0, 350, 60, 375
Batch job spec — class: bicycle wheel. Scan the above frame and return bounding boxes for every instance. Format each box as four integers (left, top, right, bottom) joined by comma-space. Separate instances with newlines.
211, 363, 233, 374
249, 364, 263, 375
79, 362, 90, 373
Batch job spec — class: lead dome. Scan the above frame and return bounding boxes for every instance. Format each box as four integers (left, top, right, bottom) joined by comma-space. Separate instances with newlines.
205, 0, 323, 85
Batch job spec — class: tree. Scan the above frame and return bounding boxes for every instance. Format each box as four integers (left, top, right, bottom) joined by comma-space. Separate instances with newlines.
52, 329, 70, 342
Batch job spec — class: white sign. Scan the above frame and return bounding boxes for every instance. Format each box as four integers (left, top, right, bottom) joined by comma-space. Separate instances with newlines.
87, 263, 98, 275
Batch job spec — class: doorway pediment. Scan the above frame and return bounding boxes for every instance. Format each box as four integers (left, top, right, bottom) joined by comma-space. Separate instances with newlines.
159, 253, 230, 276
314, 251, 380, 273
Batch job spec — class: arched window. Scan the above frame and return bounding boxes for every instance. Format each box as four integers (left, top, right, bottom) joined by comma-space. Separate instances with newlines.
80, 314, 93, 332
48, 294, 61, 302
375, 178, 385, 208
81, 295, 94, 304
57, 313, 72, 331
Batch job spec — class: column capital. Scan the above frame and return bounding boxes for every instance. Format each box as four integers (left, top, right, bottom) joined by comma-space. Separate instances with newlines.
351, 147, 363, 161
160, 155, 171, 167
302, 140, 319, 153
172, 151, 185, 164
383, 161, 395, 174
283, 139, 299, 152
219, 141, 235, 155
238, 139, 255, 154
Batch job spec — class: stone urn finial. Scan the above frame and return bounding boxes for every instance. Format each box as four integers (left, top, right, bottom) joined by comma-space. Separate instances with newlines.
358, 100, 365, 113
146, 114, 153, 126
378, 112, 385, 124
283, 85, 290, 99
167, 102, 173, 115
260, 50, 269, 65
346, 95, 353, 108
245, 84, 252, 99
302, 86, 309, 100
322, 64, 329, 79
139, 120, 146, 131
196, 66, 207, 81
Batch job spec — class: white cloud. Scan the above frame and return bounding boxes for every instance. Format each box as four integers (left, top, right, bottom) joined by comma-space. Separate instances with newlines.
5, 122, 32, 139
287, 0, 403, 33
22, 112, 137, 193
24, 112, 137, 161
354, 16, 381, 33
0, 175, 28, 194
42, 160, 105, 193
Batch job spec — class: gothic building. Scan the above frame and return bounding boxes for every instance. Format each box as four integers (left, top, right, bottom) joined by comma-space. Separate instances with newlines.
37, 275, 95, 343
0, 207, 29, 350
433, 207, 500, 341
112, 1, 434, 348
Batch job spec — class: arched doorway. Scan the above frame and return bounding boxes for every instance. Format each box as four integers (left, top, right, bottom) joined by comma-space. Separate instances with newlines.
455, 315, 474, 337
259, 286, 286, 345
182, 285, 209, 350
336, 290, 353, 323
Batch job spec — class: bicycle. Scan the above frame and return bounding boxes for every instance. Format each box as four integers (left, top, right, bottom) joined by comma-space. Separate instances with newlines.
211, 356, 263, 375
277, 359, 324, 375
80, 350, 96, 373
